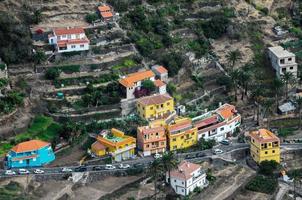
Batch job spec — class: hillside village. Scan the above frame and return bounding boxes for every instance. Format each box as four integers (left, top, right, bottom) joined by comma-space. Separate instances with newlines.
0, 0, 302, 199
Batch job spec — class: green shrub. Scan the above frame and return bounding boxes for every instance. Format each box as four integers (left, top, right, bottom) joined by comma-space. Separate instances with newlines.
259, 160, 279, 176
45, 68, 60, 80
85, 13, 99, 23
246, 175, 277, 194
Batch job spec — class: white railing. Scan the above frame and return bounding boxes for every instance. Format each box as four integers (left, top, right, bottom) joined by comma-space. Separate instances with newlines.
111, 144, 136, 156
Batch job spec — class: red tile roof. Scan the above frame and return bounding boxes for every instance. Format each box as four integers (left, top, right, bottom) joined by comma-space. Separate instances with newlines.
216, 104, 237, 120
194, 115, 219, 128
98, 5, 111, 12
170, 161, 201, 180
138, 126, 165, 135
169, 119, 192, 133
57, 39, 89, 47
250, 129, 280, 143
154, 79, 166, 87
11, 140, 50, 153
154, 66, 168, 74
101, 11, 113, 18
92, 141, 106, 151
119, 70, 155, 88
54, 28, 85, 36
137, 94, 172, 106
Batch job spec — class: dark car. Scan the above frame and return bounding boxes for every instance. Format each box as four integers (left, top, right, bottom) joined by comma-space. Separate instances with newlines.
92, 166, 102, 171
75, 166, 87, 172
220, 139, 230, 145
185, 154, 196, 159
196, 153, 206, 157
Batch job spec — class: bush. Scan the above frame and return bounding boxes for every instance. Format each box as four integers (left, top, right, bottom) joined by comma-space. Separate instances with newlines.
245, 175, 277, 194
259, 160, 279, 176
85, 13, 99, 23
45, 68, 60, 80
198, 138, 216, 150
142, 80, 155, 92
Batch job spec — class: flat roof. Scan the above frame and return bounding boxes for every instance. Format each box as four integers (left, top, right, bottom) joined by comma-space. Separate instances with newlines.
250, 129, 280, 143
268, 46, 295, 58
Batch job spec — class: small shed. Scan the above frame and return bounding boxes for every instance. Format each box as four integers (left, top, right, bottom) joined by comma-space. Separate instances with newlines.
278, 101, 296, 115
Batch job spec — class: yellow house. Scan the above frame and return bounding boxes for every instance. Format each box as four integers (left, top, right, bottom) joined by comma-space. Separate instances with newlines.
250, 129, 280, 164
91, 128, 136, 162
166, 117, 198, 151
137, 94, 174, 121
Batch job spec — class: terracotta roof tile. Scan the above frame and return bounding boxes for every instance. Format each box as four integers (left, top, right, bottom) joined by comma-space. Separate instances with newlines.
11, 140, 50, 153
250, 129, 280, 143
57, 38, 89, 47
119, 70, 155, 88
154, 66, 168, 74
170, 161, 201, 180
216, 104, 237, 120
101, 11, 113, 18
92, 141, 106, 151
98, 5, 111, 12
137, 94, 172, 106
54, 28, 85, 36
154, 79, 166, 87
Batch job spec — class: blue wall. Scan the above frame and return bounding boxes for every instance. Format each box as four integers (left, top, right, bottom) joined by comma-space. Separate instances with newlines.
6, 145, 55, 168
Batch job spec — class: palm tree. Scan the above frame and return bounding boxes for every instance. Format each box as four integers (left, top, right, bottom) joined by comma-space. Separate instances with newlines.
161, 151, 178, 186
263, 98, 274, 129
281, 72, 296, 100
149, 159, 163, 200
251, 84, 265, 125
226, 50, 241, 70
230, 69, 240, 101
237, 69, 252, 100
296, 97, 302, 130
271, 78, 284, 111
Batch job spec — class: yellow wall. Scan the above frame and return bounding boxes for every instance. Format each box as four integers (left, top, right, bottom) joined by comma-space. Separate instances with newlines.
92, 148, 106, 156
168, 127, 198, 151
250, 138, 280, 164
137, 99, 174, 120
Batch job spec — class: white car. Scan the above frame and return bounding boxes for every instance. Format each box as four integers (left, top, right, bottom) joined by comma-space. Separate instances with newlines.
18, 169, 30, 174
5, 170, 16, 175
62, 167, 73, 172
34, 169, 44, 174
213, 149, 224, 155
105, 164, 116, 170
154, 153, 162, 159
119, 164, 130, 169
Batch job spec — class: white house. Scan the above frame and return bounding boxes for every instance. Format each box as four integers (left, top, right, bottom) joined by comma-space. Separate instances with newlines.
48, 27, 90, 53
193, 104, 241, 142
166, 160, 207, 196
268, 46, 297, 78
151, 65, 168, 83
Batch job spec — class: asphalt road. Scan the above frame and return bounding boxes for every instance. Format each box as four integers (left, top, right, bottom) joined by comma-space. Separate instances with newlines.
0, 143, 301, 178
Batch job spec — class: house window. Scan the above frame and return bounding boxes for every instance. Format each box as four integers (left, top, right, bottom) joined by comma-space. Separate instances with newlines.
265, 151, 268, 154
57, 36, 61, 40
19, 160, 23, 164
182, 181, 184, 185
80, 44, 85, 48
146, 144, 149, 148
173, 138, 176, 141
150, 107, 153, 110
161, 142, 165, 145
280, 59, 285, 64
174, 180, 176, 182
220, 127, 224, 131
67, 35, 71, 39
156, 132, 159, 136
282, 68, 286, 73
167, 102, 170, 106
272, 150, 275, 153
71, 45, 76, 48
290, 66, 294, 70
181, 136, 184, 139
288, 58, 292, 61
161, 104, 164, 108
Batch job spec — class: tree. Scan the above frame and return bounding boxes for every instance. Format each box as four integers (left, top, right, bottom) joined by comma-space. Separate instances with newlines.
226, 50, 241, 70
296, 97, 302, 130
85, 13, 99, 23
33, 9, 42, 24
259, 160, 279, 176
237, 68, 251, 100
281, 72, 296, 100
33, 50, 47, 64
45, 68, 60, 80
149, 159, 162, 200
251, 84, 265, 125
198, 138, 216, 150
142, 80, 155, 92
263, 98, 274, 129
230, 69, 240, 101
161, 152, 178, 187
271, 78, 284, 111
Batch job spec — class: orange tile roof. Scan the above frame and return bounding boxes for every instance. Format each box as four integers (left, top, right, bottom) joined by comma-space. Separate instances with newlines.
11, 140, 50, 153
138, 125, 165, 135
154, 66, 168, 74
216, 104, 237, 120
154, 79, 166, 87
98, 5, 111, 12
54, 27, 85, 36
119, 70, 155, 88
170, 161, 201, 180
92, 141, 106, 151
101, 11, 113, 18
137, 94, 172, 106
169, 119, 193, 133
57, 38, 89, 47
250, 129, 280, 143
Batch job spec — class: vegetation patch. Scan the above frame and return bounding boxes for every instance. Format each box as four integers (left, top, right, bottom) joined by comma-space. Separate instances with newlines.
245, 175, 278, 194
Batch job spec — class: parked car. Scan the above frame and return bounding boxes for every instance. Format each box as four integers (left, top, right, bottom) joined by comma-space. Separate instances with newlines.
34, 169, 44, 174
119, 164, 130, 169
185, 154, 196, 159
134, 163, 144, 168
220, 139, 230, 145
75, 166, 87, 172
154, 153, 162, 159
5, 170, 16, 175
105, 164, 116, 170
213, 149, 224, 155
92, 166, 102, 171
18, 169, 30, 175
62, 167, 73, 172
196, 153, 206, 157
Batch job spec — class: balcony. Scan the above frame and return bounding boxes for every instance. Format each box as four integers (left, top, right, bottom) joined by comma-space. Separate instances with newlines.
111, 144, 136, 156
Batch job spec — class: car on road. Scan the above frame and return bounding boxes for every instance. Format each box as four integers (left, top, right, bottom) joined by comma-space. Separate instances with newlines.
18, 169, 30, 175
196, 152, 206, 157
185, 154, 196, 159
62, 167, 73, 172
154, 153, 162, 159
34, 169, 44, 174
75, 166, 87, 172
220, 139, 231, 145
134, 163, 144, 169
92, 166, 102, 171
119, 164, 130, 169
5, 170, 16, 175
105, 164, 116, 170
213, 149, 224, 155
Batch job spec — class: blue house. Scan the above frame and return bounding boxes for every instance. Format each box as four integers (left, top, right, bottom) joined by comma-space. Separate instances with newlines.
5, 140, 55, 168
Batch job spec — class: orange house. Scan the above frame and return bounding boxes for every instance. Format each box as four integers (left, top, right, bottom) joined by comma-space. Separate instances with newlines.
137, 125, 166, 156
98, 5, 114, 21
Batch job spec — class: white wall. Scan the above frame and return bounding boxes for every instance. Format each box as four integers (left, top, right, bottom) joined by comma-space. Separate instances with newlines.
58, 43, 89, 53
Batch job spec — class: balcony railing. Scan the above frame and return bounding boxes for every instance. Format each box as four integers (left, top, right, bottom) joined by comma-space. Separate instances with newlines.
110, 144, 136, 156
